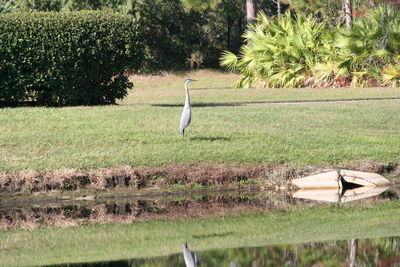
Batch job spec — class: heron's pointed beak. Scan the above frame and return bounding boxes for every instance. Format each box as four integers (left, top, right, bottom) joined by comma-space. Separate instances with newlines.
192, 79, 197, 81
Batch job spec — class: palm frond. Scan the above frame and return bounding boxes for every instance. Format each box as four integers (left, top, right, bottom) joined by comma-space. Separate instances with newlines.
0, 0, 18, 13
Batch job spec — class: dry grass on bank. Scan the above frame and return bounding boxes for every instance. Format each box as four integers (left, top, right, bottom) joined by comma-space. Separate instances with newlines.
0, 161, 396, 195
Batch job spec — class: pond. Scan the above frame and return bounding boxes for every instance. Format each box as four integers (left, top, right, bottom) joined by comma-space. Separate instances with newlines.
0, 184, 399, 266
53, 236, 400, 266
1, 185, 398, 230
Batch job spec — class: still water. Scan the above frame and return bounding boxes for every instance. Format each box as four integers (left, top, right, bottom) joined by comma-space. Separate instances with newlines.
53, 236, 399, 266
1, 186, 399, 266
1, 185, 399, 230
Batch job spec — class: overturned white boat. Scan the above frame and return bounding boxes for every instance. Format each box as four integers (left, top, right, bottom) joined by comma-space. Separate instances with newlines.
292, 169, 391, 203
292, 169, 391, 189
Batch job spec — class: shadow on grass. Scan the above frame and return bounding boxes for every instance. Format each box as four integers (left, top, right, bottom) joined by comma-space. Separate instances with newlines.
152, 102, 245, 108
190, 87, 233, 90
151, 97, 400, 108
0, 101, 44, 108
190, 136, 231, 142
0, 101, 116, 108
193, 231, 234, 239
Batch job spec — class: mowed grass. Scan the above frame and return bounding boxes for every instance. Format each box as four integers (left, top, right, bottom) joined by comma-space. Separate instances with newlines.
0, 69, 400, 172
124, 69, 400, 104
1, 201, 400, 266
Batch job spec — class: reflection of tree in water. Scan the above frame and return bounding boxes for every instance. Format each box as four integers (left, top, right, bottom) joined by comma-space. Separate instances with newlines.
349, 239, 357, 267
379, 188, 400, 200
2, 186, 398, 229
61, 237, 399, 267
157, 237, 400, 266
0, 191, 279, 229
358, 236, 400, 266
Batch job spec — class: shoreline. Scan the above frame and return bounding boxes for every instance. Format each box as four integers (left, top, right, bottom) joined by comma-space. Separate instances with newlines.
1, 161, 398, 196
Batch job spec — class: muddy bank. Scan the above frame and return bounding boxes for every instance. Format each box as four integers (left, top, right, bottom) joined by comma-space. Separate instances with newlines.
0, 161, 398, 195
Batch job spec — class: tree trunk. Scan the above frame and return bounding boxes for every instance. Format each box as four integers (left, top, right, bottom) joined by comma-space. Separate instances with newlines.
227, 15, 232, 50
276, 0, 281, 17
344, 0, 353, 29
368, 0, 376, 7
246, 0, 257, 25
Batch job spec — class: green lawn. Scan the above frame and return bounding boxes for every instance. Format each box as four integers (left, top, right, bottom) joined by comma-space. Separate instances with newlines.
0, 70, 399, 172
1, 201, 399, 266
125, 70, 400, 104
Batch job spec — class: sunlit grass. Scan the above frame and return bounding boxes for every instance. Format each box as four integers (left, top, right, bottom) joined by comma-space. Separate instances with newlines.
1, 201, 399, 266
0, 69, 399, 172
124, 69, 400, 105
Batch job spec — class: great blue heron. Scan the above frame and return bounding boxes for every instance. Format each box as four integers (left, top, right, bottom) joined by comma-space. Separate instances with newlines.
179, 78, 196, 136
183, 242, 198, 267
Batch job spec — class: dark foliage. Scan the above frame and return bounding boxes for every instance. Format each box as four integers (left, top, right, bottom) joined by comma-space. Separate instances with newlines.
126, 0, 206, 72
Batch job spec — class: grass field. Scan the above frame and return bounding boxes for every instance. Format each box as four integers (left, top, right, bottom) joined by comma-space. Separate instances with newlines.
125, 70, 400, 104
0, 69, 400, 172
1, 200, 399, 266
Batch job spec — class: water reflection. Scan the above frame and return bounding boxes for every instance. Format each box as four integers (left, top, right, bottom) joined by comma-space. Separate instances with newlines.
183, 243, 198, 267
1, 186, 399, 230
293, 186, 391, 203
53, 236, 400, 266
0, 191, 277, 230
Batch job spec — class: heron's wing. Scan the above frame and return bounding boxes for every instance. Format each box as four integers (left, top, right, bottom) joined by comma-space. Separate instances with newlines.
179, 107, 192, 133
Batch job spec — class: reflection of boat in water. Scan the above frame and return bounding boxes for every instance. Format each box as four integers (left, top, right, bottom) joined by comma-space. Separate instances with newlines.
293, 186, 390, 203
341, 186, 390, 203
183, 242, 198, 267
292, 169, 391, 203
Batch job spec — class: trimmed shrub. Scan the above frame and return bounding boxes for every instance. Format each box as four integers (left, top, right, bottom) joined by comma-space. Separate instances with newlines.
0, 0, 19, 13
0, 11, 143, 105
15, 0, 125, 12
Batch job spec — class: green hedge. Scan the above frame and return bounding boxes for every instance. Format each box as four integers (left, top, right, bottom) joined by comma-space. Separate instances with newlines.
0, 11, 143, 105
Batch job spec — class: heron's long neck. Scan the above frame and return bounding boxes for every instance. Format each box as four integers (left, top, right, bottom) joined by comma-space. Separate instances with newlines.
185, 82, 191, 106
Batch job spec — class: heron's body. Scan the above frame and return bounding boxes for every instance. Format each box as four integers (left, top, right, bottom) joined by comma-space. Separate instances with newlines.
179, 79, 195, 136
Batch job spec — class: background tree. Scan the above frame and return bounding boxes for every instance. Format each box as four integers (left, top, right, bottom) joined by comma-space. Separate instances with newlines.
181, 0, 219, 11
246, 0, 257, 24
182, 0, 245, 54
343, 0, 353, 29
182, 0, 259, 26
